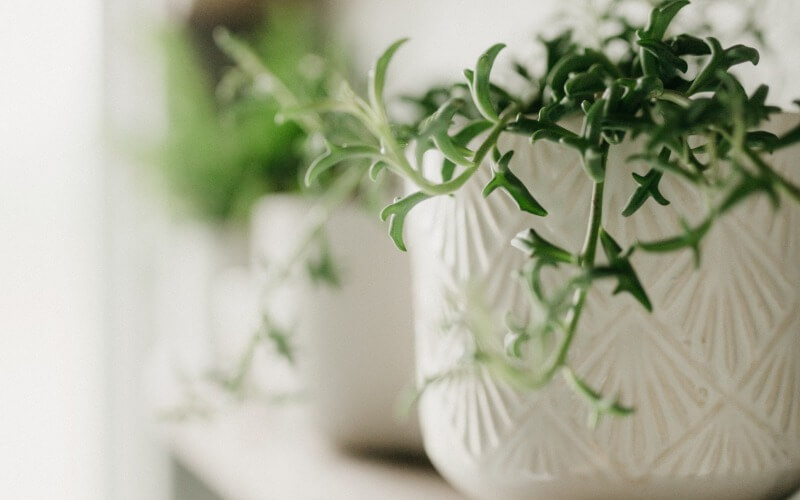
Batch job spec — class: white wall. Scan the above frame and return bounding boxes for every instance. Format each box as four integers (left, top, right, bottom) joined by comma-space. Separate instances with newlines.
104, 0, 174, 498
0, 2, 105, 499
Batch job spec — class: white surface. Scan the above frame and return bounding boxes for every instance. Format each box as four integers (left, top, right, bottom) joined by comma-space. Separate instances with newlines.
0, 2, 105, 499
163, 403, 464, 500
104, 0, 176, 497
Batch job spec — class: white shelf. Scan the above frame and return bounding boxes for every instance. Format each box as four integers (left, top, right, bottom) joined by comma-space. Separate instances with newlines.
161, 401, 800, 500
162, 403, 464, 500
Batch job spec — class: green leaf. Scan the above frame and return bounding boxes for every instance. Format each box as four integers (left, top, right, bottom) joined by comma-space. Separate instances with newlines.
508, 117, 566, 136
546, 49, 619, 101
306, 243, 341, 287
641, 0, 690, 40
636, 38, 688, 74
621, 76, 664, 113
627, 152, 701, 183
305, 144, 381, 186
637, 218, 712, 267
562, 367, 634, 428
597, 229, 652, 311
441, 120, 493, 181
622, 149, 672, 216
564, 64, 608, 100
368, 159, 388, 181
581, 146, 607, 183
718, 171, 778, 214
482, 150, 548, 216
777, 123, 800, 150
416, 98, 471, 168
725, 44, 760, 66
745, 131, 780, 153
511, 228, 575, 264
581, 98, 606, 145
369, 38, 410, 113
637, 1, 690, 76
266, 325, 294, 365
379, 192, 431, 251
469, 43, 506, 122
668, 34, 711, 56
687, 38, 760, 95
622, 169, 670, 216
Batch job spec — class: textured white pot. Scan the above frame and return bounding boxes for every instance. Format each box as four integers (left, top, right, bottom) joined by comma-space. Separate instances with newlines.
251, 195, 423, 453
407, 114, 800, 499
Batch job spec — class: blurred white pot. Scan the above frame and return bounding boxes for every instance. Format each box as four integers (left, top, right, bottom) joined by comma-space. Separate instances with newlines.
251, 194, 423, 454
407, 114, 800, 499
147, 218, 248, 413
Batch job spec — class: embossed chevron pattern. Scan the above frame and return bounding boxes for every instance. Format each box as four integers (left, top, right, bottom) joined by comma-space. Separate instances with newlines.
575, 307, 719, 474
742, 312, 800, 449
407, 115, 800, 498
653, 403, 792, 475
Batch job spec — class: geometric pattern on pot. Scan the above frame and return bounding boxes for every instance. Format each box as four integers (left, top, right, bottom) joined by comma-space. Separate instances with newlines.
407, 119, 800, 495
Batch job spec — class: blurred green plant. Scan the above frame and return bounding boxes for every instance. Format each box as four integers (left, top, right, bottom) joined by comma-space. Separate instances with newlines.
160, 5, 324, 222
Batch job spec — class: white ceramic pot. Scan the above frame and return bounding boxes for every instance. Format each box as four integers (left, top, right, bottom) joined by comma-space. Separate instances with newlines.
407, 114, 800, 499
149, 219, 248, 402
251, 194, 423, 454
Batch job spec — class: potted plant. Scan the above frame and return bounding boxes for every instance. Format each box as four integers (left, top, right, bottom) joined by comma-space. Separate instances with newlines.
153, 5, 423, 454
256, 0, 800, 497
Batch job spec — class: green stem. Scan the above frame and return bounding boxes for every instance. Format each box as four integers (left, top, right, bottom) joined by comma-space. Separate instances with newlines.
743, 147, 800, 203
225, 162, 370, 389
542, 178, 605, 379
264, 162, 369, 289
412, 105, 522, 196
658, 89, 692, 108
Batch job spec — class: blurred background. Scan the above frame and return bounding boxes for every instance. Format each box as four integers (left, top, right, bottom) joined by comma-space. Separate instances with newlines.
1, 1, 798, 499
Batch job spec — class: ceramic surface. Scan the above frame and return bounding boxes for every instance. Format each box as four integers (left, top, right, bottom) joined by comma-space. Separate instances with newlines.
407, 115, 800, 499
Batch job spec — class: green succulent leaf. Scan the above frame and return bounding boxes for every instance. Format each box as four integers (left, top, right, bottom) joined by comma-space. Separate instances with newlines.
305, 144, 382, 186
562, 367, 634, 428
547, 49, 619, 102
306, 243, 341, 288
415, 98, 472, 168
718, 171, 779, 214
441, 119, 493, 181
368, 159, 388, 181
688, 37, 760, 94
596, 229, 652, 311
369, 38, 410, 114
379, 191, 431, 251
582, 98, 606, 145
627, 151, 701, 183
622, 169, 670, 216
581, 146, 607, 183
468, 43, 507, 122
266, 325, 294, 365
636, 38, 688, 75
482, 150, 548, 216
512, 228, 575, 264
641, 0, 690, 40
508, 118, 578, 143
668, 34, 711, 56
564, 64, 609, 100
637, 218, 712, 267
622, 149, 672, 216
776, 118, 800, 150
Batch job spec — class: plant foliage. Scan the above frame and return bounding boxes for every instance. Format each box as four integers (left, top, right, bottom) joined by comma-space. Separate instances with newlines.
222, 1, 800, 423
